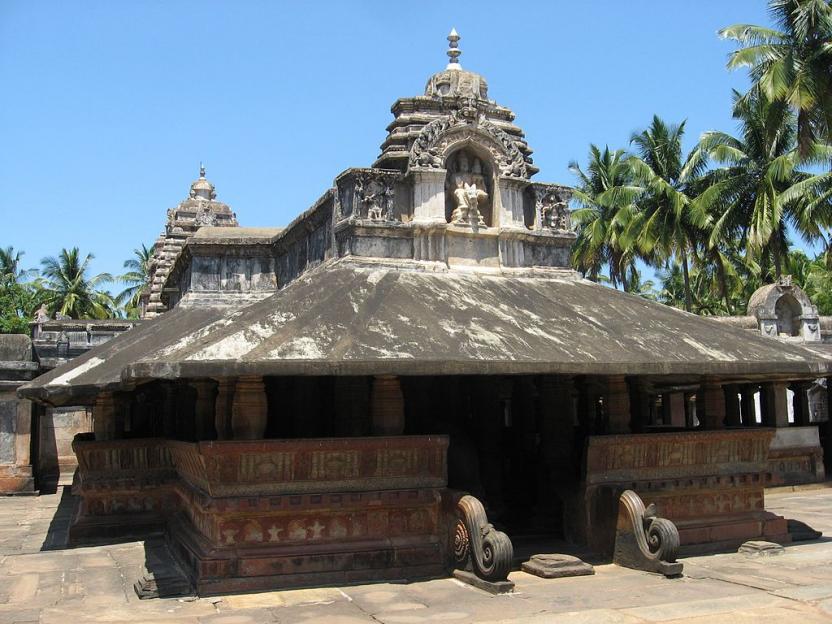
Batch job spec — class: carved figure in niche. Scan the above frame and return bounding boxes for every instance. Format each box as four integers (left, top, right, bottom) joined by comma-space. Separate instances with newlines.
448, 151, 489, 226
195, 207, 217, 227
537, 189, 570, 230
355, 174, 395, 221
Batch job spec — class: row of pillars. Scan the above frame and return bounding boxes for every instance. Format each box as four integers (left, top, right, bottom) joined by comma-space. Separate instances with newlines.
93, 373, 816, 441
92, 374, 407, 442
601, 376, 811, 434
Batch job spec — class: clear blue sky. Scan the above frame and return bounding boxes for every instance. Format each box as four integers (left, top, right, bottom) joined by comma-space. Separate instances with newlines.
2, 1, 786, 285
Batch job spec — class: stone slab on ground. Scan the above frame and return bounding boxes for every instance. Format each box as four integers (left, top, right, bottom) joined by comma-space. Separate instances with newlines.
522, 553, 595, 578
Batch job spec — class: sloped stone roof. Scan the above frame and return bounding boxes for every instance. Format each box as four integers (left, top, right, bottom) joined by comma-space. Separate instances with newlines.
19, 259, 832, 405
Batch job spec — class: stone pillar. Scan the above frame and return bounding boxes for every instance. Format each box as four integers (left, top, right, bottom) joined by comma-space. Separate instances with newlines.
370, 375, 405, 435
628, 378, 652, 433
334, 376, 370, 437
214, 378, 234, 440
231, 375, 268, 440
724, 384, 742, 427
700, 381, 726, 429
792, 382, 811, 426
576, 377, 598, 437
160, 383, 177, 438
191, 380, 217, 441
740, 385, 757, 426
411, 170, 448, 223
539, 376, 576, 475
606, 376, 630, 434
762, 382, 790, 427
667, 393, 687, 427
93, 392, 117, 441
497, 178, 528, 228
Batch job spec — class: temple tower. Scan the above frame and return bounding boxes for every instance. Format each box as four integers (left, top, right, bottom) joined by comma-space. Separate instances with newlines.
141, 166, 238, 318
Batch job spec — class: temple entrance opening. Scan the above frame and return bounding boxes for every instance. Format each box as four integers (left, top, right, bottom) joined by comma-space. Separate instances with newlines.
775, 293, 802, 337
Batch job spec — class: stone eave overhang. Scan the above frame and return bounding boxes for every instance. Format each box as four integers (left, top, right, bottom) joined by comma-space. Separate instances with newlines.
121, 358, 832, 386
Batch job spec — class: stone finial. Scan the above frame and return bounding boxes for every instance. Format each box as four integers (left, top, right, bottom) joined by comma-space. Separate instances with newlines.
446, 28, 462, 69
199, 162, 206, 178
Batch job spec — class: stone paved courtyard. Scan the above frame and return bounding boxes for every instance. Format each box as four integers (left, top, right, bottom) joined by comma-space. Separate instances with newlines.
1, 487, 832, 623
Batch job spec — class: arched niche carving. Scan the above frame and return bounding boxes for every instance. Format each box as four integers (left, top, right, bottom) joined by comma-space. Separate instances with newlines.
408, 113, 529, 180
775, 293, 802, 337
444, 146, 496, 226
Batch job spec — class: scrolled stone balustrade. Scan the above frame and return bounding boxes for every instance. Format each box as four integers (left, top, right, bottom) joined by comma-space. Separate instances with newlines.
453, 494, 513, 583
613, 489, 682, 577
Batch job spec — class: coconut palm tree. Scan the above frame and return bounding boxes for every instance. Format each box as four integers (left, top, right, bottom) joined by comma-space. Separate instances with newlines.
692, 90, 832, 280
570, 145, 639, 290
0, 246, 37, 284
720, 0, 832, 155
610, 116, 709, 312
40, 247, 115, 319
116, 243, 153, 317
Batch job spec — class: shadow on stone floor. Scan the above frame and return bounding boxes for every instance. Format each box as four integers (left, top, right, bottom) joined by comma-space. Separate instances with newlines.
39, 486, 77, 551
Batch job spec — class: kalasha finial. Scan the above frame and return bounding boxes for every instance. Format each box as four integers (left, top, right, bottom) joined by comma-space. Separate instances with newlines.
199, 162, 206, 178
446, 28, 461, 69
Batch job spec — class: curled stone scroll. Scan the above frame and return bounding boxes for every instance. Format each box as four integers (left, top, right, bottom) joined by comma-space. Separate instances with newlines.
452, 495, 514, 591
613, 490, 683, 577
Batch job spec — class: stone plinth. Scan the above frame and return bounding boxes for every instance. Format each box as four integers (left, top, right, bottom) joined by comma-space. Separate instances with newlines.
583, 429, 788, 555
767, 426, 825, 485
70, 434, 450, 594
70, 434, 176, 541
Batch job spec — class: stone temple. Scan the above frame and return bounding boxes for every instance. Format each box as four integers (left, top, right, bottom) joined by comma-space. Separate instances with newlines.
18, 32, 832, 594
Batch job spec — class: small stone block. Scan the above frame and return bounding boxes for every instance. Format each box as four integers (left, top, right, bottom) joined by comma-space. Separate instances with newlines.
521, 554, 595, 579
453, 569, 514, 594
738, 540, 785, 556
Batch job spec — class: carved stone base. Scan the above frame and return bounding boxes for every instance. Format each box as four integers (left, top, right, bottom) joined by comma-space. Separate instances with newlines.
521, 554, 594, 579
453, 569, 514, 594
613, 490, 683, 577
167, 511, 446, 595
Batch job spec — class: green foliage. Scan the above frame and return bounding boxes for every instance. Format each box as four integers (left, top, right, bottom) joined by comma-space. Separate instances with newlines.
115, 243, 153, 318
39, 247, 115, 319
570, 2, 832, 318
720, 0, 832, 155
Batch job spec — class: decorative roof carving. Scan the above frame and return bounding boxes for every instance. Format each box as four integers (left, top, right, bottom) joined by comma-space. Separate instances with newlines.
408, 109, 530, 179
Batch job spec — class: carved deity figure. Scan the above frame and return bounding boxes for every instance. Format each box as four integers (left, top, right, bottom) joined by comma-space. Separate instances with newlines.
450, 152, 488, 226
34, 303, 50, 323
355, 175, 394, 221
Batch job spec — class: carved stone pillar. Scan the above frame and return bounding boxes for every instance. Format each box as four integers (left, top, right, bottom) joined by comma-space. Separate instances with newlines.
724, 384, 741, 427
231, 375, 268, 440
191, 380, 217, 441
740, 385, 757, 426
606, 376, 630, 434
214, 378, 235, 440
762, 382, 790, 427
792, 382, 811, 426
700, 381, 726, 429
93, 392, 117, 441
497, 178, 528, 228
370, 375, 405, 435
